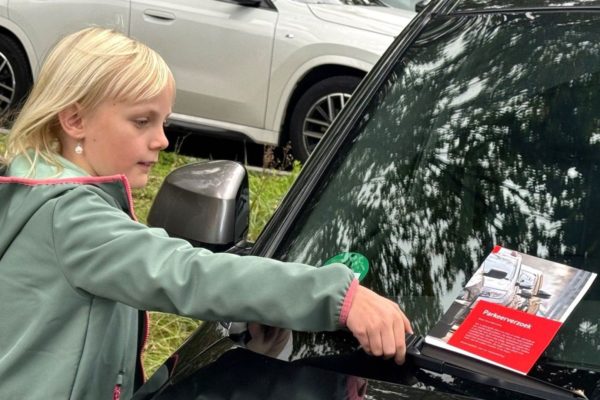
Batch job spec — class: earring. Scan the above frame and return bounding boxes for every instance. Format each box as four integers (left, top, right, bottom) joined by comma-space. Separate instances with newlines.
75, 142, 83, 155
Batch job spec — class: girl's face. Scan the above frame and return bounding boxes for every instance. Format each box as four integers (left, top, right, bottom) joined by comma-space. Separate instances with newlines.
66, 85, 173, 189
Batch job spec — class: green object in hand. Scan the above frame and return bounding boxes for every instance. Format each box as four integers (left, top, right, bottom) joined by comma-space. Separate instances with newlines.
324, 252, 369, 282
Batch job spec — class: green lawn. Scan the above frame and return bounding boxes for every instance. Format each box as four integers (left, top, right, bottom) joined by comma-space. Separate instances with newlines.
1, 134, 300, 377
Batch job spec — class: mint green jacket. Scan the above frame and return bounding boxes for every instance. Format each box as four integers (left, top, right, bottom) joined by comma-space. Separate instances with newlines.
0, 156, 357, 399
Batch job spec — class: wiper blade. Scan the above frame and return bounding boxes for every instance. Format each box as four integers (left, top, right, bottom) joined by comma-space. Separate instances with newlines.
406, 334, 587, 400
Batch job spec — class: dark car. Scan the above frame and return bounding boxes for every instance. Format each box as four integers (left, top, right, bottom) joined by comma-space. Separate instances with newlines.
136, 0, 600, 399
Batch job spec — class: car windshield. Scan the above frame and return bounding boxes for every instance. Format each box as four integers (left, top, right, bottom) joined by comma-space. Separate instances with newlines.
483, 268, 508, 280
271, 10, 600, 393
483, 256, 516, 280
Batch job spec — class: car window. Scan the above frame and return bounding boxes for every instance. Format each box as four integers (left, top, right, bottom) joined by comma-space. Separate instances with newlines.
519, 270, 537, 289
271, 11, 600, 393
483, 254, 519, 280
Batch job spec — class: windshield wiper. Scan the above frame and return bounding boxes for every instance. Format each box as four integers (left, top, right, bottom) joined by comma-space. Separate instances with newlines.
406, 334, 587, 400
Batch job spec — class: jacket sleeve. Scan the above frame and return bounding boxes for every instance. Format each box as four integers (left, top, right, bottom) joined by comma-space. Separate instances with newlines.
50, 186, 357, 332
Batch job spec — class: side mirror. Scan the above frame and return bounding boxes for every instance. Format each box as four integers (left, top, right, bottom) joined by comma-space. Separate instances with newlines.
148, 160, 249, 252
519, 290, 533, 299
518, 283, 533, 290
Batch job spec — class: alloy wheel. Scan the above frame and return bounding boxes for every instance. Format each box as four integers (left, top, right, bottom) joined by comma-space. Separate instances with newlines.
301, 92, 352, 155
0, 51, 16, 116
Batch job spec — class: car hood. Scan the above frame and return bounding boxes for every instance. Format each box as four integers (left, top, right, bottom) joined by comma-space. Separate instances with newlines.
483, 277, 514, 292
307, 5, 415, 37
147, 345, 473, 400
134, 322, 471, 400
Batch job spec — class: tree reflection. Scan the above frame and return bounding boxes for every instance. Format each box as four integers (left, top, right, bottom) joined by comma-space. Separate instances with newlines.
273, 12, 600, 389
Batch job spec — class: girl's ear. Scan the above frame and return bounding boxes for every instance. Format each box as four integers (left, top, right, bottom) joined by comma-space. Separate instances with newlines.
58, 103, 85, 139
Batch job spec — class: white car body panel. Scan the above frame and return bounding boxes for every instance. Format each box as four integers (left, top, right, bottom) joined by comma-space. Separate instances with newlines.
1, 0, 415, 148
7, 0, 129, 75
131, 0, 277, 130
308, 3, 415, 36
169, 112, 279, 144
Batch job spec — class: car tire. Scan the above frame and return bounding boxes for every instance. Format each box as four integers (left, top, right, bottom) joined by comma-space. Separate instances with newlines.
0, 34, 32, 119
289, 75, 361, 163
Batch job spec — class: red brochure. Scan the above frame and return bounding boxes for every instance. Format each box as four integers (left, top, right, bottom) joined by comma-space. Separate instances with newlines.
425, 246, 596, 374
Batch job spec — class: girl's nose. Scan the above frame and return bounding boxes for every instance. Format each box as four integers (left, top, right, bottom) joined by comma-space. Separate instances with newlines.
152, 126, 169, 150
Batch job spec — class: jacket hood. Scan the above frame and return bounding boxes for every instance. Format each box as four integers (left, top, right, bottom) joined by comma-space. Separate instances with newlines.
0, 173, 66, 261
307, 4, 415, 37
0, 161, 134, 261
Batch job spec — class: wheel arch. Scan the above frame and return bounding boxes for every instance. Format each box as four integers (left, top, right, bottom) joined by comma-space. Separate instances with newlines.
278, 64, 366, 146
0, 18, 38, 80
0, 20, 36, 115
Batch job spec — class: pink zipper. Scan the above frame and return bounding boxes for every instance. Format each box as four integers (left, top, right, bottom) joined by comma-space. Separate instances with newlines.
138, 311, 150, 382
112, 384, 121, 400
113, 372, 124, 400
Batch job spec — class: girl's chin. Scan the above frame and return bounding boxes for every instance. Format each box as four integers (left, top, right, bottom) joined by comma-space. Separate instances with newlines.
127, 174, 149, 189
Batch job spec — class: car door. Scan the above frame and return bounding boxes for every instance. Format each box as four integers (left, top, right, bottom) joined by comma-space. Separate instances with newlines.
7, 0, 130, 74
130, 0, 277, 129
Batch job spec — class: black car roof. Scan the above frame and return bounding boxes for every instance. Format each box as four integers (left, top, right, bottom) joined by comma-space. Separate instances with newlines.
450, 0, 600, 12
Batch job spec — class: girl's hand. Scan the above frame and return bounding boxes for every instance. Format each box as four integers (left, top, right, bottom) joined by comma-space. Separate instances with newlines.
246, 323, 291, 358
345, 285, 413, 365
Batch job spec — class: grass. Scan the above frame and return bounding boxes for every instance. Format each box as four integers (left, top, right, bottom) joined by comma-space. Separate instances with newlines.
1, 133, 300, 377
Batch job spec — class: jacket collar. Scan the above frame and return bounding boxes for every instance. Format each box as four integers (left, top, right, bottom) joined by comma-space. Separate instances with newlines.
1, 153, 136, 220
7, 152, 88, 179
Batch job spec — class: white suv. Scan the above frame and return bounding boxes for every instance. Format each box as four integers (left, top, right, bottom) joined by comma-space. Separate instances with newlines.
0, 0, 415, 161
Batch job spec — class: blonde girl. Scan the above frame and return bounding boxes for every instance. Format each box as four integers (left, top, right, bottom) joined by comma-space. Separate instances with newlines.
0, 27, 411, 399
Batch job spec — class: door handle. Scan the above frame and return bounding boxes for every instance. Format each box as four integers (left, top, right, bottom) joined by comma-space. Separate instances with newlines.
143, 9, 176, 22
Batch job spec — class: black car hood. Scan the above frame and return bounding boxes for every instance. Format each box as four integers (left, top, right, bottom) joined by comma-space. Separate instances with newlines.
132, 321, 470, 400
133, 321, 594, 400
146, 346, 471, 400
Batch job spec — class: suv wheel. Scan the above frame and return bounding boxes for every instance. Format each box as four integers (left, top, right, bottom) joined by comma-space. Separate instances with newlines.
289, 75, 361, 163
0, 34, 32, 118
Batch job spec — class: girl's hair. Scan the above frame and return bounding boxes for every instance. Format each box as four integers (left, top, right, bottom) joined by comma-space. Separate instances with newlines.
2, 27, 174, 169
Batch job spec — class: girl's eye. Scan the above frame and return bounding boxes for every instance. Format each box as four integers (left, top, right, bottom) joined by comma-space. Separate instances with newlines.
134, 118, 149, 128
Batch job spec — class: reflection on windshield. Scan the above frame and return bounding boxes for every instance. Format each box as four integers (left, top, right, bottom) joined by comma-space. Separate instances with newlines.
273, 11, 600, 396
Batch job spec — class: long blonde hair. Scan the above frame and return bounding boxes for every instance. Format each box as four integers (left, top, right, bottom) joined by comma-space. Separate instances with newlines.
3, 27, 174, 170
